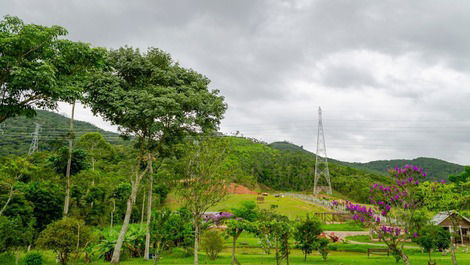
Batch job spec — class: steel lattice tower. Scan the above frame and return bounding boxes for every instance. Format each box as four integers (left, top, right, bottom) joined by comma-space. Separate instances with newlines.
28, 122, 41, 155
313, 107, 332, 195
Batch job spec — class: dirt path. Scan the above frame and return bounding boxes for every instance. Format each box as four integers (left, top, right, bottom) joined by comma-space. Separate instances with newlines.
325, 231, 420, 249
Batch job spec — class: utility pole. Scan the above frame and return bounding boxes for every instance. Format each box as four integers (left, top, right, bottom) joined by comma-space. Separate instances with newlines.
313, 107, 332, 195
28, 122, 41, 155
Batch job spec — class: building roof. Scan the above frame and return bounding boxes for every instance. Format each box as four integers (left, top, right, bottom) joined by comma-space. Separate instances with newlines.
431, 211, 470, 225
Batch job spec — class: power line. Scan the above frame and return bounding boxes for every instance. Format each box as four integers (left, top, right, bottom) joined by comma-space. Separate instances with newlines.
314, 107, 332, 195
28, 123, 41, 155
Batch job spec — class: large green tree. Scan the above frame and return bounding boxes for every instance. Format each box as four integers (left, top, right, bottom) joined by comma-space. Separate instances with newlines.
177, 137, 232, 265
294, 215, 323, 261
85, 47, 226, 263
0, 156, 35, 217
0, 15, 106, 123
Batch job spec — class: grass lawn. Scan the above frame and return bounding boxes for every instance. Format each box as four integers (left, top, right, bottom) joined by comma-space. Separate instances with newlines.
345, 235, 419, 247
4, 232, 469, 265
5, 248, 470, 265
165, 193, 329, 220
322, 223, 367, 231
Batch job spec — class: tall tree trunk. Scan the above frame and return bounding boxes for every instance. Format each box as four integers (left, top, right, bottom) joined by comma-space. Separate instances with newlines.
0, 183, 14, 216
110, 160, 149, 264
450, 243, 458, 265
399, 248, 410, 265
144, 158, 154, 260
140, 191, 146, 230
231, 232, 241, 265
194, 217, 200, 265
64, 102, 75, 217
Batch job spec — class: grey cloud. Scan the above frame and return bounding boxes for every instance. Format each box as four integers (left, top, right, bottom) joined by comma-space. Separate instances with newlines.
2, 0, 470, 164
319, 65, 379, 89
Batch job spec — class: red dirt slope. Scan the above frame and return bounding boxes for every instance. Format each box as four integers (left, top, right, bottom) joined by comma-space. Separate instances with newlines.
226, 183, 257, 195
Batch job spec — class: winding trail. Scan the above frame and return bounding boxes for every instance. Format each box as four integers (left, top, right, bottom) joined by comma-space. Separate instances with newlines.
325, 231, 420, 249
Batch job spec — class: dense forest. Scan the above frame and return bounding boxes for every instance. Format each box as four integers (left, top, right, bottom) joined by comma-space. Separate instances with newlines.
0, 111, 392, 202
0, 110, 128, 156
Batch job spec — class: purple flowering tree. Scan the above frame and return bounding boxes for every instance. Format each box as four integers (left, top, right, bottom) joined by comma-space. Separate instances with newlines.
342, 165, 428, 265
204, 212, 234, 226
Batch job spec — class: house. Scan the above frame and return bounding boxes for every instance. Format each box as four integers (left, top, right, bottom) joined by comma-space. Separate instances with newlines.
431, 211, 470, 245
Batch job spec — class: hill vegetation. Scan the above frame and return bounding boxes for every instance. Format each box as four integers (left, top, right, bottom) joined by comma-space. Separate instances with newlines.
270, 141, 464, 181
0, 110, 129, 156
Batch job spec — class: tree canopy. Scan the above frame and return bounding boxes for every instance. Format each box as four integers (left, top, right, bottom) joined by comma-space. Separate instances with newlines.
0, 15, 106, 123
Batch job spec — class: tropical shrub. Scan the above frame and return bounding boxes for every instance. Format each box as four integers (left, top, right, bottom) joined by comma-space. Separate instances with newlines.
201, 230, 224, 260
415, 224, 451, 264
318, 237, 329, 261
23, 252, 43, 265
294, 215, 322, 261
37, 218, 92, 265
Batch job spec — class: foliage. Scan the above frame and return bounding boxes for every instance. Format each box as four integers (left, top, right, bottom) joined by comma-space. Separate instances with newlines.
201, 230, 224, 260
225, 218, 256, 265
317, 237, 329, 261
270, 141, 464, 181
23, 252, 43, 265
76, 132, 114, 170
22, 181, 63, 232
0, 15, 106, 123
0, 215, 33, 252
124, 226, 145, 258
231, 200, 258, 222
0, 110, 129, 157
49, 147, 89, 177
345, 157, 463, 181
37, 217, 92, 265
84, 46, 227, 264
344, 165, 431, 265
229, 138, 390, 203
177, 137, 232, 265
84, 46, 226, 153
255, 213, 292, 265
150, 208, 194, 261
294, 215, 323, 261
415, 225, 451, 263
0, 252, 15, 264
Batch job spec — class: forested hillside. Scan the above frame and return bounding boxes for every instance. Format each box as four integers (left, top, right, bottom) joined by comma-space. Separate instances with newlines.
0, 111, 390, 203
0, 110, 129, 156
270, 141, 464, 181
214, 137, 391, 202
345, 158, 464, 180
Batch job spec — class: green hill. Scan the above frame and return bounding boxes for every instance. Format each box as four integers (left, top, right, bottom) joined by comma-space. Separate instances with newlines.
227, 138, 390, 202
344, 158, 464, 180
269, 141, 464, 180
0, 110, 129, 156
0, 113, 392, 202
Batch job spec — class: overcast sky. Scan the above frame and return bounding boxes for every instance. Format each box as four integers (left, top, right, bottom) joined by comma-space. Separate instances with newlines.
2, 0, 470, 164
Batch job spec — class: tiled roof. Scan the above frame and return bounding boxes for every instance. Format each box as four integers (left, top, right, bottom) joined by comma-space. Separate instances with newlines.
431, 211, 470, 225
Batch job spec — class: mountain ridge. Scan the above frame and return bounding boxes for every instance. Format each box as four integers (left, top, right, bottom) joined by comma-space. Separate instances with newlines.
0, 110, 128, 156
1, 112, 464, 181
269, 141, 464, 180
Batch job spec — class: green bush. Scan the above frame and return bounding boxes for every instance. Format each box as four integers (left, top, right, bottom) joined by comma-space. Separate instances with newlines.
318, 238, 329, 261
0, 252, 15, 265
23, 252, 42, 265
201, 230, 224, 260
37, 217, 92, 265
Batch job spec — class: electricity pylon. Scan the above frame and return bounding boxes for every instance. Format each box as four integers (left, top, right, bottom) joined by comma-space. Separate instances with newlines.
28, 122, 41, 155
313, 107, 332, 195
